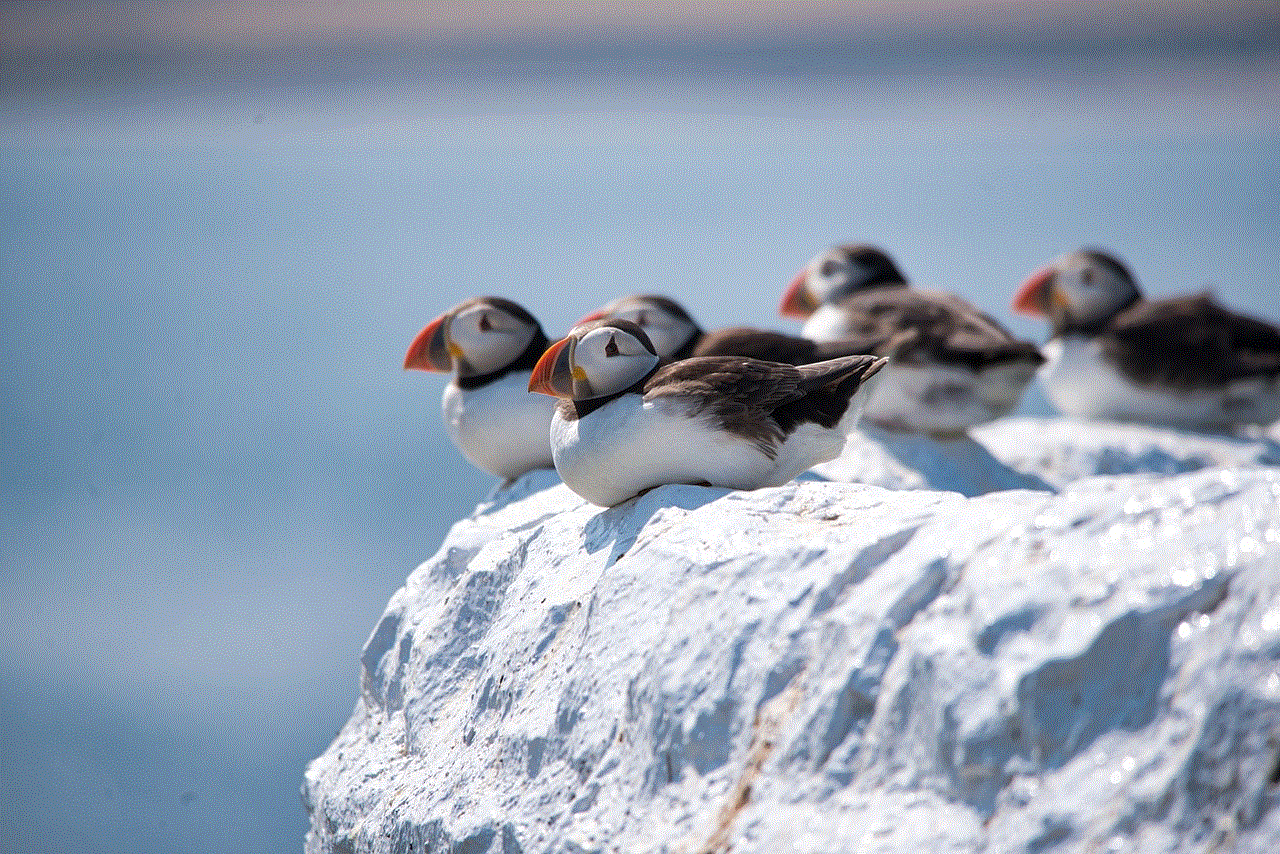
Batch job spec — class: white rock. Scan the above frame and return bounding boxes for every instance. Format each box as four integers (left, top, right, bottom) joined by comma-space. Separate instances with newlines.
813, 418, 1279, 497
303, 421, 1280, 854
974, 417, 1280, 491
813, 425, 1053, 497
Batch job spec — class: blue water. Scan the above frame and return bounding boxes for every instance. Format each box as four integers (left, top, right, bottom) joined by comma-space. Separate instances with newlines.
2, 51, 1277, 852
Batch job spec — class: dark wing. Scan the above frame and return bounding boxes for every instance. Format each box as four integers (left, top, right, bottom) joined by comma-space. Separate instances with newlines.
643, 355, 885, 456
644, 358, 804, 456
781, 354, 887, 431
835, 288, 1043, 370
692, 327, 823, 364
1102, 294, 1280, 390
694, 325, 889, 366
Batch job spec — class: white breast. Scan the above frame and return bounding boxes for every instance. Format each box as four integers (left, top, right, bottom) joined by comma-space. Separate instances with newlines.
550, 394, 848, 507
441, 371, 558, 480
801, 305, 856, 342
1039, 336, 1280, 428
862, 361, 1039, 436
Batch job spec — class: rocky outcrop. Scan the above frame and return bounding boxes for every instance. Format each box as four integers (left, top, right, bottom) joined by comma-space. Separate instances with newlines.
303, 422, 1280, 853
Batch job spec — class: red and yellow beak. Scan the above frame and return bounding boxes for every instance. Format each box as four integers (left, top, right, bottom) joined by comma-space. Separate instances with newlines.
1012, 266, 1060, 318
779, 270, 819, 318
403, 314, 456, 372
528, 336, 580, 397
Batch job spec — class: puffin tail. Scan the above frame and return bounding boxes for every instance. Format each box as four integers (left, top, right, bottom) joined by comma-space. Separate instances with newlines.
797, 353, 887, 392
792, 354, 888, 433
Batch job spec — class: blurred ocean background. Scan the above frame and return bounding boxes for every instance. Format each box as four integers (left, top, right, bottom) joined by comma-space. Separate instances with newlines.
1, 2, 1277, 852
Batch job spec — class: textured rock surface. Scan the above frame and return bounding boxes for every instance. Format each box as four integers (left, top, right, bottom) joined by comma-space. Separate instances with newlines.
812, 425, 1052, 497
974, 417, 1280, 492
815, 418, 1280, 497
303, 423, 1280, 854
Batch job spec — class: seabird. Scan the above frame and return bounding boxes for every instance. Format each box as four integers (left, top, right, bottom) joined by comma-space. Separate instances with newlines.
527, 319, 886, 506
404, 296, 558, 479
780, 243, 1043, 437
1013, 248, 1280, 427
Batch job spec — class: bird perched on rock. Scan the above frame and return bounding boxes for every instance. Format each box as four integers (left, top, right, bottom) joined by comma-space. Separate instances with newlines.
1013, 248, 1280, 428
404, 296, 558, 480
577, 295, 705, 359
580, 293, 870, 365
779, 243, 1044, 437
527, 319, 886, 506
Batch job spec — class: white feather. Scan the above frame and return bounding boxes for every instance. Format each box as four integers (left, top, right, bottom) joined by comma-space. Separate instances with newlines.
1039, 335, 1280, 428
860, 361, 1039, 436
441, 371, 558, 480
801, 304, 857, 343
550, 393, 857, 508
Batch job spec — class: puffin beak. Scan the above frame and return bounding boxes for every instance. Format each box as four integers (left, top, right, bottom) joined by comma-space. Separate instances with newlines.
1012, 267, 1057, 317
404, 314, 455, 372
779, 270, 819, 318
528, 337, 578, 397
575, 308, 608, 325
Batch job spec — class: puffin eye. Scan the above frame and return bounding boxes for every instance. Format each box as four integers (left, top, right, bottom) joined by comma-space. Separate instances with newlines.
1080, 268, 1094, 286
605, 335, 619, 357
478, 312, 492, 331
636, 310, 649, 326
820, 259, 842, 277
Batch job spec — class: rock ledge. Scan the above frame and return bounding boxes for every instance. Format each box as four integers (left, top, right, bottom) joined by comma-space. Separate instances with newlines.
304, 421, 1280, 854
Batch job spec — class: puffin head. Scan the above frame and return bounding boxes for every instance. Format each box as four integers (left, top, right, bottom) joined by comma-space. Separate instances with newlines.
528, 319, 660, 401
1013, 249, 1142, 334
779, 244, 908, 319
576, 294, 703, 359
404, 296, 544, 378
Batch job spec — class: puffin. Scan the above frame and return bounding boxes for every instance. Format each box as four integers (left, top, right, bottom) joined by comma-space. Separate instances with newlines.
527, 319, 887, 507
404, 296, 558, 480
1013, 248, 1280, 428
779, 243, 1044, 437
579, 293, 870, 365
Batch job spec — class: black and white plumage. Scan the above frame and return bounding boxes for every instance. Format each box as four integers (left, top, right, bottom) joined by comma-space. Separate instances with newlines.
1014, 248, 1280, 427
404, 296, 557, 480
527, 319, 886, 506
578, 295, 706, 360
779, 244, 1044, 437
580, 293, 870, 365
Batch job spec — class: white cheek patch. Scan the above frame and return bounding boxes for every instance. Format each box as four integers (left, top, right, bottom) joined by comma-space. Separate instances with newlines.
598, 356, 653, 396
1057, 263, 1134, 326
574, 334, 658, 398
453, 320, 535, 376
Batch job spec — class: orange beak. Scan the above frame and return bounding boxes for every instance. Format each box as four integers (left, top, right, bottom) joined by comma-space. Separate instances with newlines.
403, 315, 453, 371
1012, 267, 1056, 317
528, 337, 576, 397
779, 270, 819, 318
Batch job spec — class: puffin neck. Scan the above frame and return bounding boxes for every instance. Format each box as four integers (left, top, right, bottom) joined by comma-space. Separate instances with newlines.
1058, 291, 1143, 337
455, 329, 550, 390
